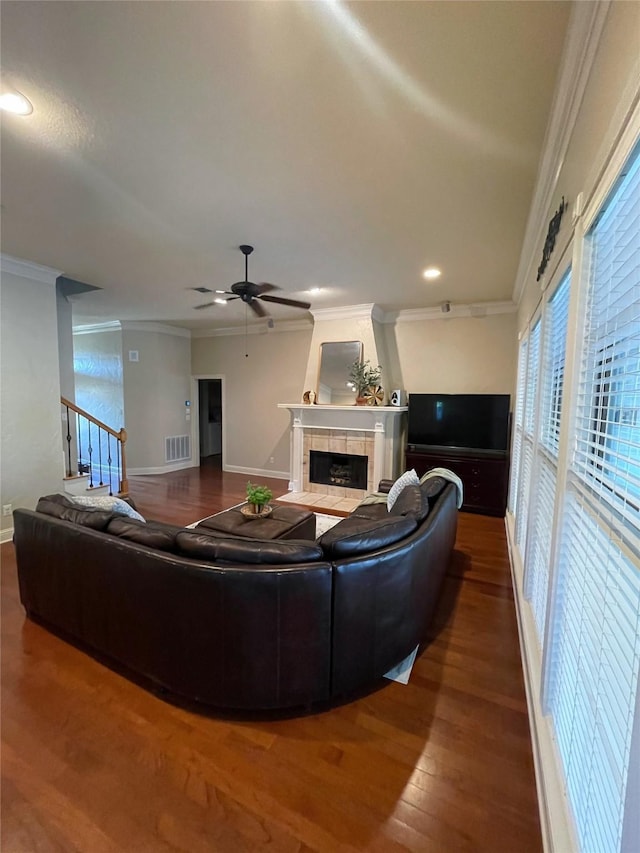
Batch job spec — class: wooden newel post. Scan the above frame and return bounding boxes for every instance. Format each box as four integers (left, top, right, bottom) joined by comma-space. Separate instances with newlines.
119, 428, 129, 496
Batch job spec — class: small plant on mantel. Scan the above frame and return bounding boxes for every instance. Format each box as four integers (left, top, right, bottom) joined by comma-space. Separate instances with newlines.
349, 359, 382, 403
246, 481, 273, 514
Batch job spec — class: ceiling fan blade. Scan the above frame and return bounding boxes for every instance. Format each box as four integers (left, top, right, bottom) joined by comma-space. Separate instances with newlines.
194, 301, 216, 310
249, 299, 268, 318
255, 282, 280, 295
194, 295, 239, 309
260, 294, 311, 310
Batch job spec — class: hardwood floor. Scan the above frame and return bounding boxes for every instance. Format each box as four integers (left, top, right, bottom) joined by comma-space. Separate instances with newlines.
1, 461, 542, 852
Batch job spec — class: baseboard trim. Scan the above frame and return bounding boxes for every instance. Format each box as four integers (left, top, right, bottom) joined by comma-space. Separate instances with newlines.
504, 513, 578, 853
222, 464, 289, 481
1, 526, 14, 544
128, 461, 194, 475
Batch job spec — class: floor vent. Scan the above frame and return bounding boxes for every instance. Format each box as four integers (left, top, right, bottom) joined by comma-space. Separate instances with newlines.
165, 435, 190, 463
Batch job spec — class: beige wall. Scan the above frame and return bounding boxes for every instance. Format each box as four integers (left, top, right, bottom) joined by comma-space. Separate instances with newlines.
0, 261, 64, 538
122, 327, 192, 471
518, 0, 640, 327
387, 312, 517, 398
192, 328, 313, 477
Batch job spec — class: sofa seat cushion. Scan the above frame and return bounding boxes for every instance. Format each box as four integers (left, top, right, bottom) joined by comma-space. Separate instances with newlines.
36, 494, 115, 531
175, 530, 324, 565
318, 514, 417, 559
107, 517, 184, 551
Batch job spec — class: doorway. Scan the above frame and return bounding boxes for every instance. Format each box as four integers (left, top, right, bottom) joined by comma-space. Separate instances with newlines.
197, 378, 222, 463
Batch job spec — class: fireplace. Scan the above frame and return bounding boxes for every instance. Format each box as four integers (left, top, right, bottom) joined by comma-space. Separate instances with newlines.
309, 450, 368, 490
277, 402, 407, 502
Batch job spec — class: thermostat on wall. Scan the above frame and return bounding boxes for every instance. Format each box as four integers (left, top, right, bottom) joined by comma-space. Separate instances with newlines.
128, 350, 139, 362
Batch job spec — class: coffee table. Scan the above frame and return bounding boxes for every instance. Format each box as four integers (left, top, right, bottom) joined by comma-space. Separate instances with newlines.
196, 503, 316, 541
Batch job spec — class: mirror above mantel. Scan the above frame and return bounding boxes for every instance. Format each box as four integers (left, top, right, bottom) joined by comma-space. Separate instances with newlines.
316, 340, 363, 405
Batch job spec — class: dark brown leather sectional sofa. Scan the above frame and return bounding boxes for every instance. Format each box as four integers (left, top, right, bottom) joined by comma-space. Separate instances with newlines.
12, 479, 458, 712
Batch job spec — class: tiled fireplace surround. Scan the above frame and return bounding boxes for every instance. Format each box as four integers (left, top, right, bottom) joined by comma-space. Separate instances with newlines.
277, 404, 407, 513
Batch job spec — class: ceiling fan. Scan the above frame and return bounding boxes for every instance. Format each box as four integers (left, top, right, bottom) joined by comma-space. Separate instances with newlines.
194, 245, 311, 318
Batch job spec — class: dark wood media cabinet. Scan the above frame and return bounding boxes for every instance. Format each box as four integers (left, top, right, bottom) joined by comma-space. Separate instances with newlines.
406, 447, 510, 517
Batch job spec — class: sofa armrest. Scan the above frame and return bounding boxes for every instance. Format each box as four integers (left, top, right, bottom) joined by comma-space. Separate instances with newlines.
377, 479, 394, 494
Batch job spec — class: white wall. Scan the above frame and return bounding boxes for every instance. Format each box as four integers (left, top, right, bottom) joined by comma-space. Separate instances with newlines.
0, 257, 64, 540
73, 329, 125, 431
122, 325, 192, 472
518, 0, 640, 327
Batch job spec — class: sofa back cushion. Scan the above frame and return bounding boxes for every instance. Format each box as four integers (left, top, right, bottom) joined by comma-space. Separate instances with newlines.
389, 483, 430, 523
318, 514, 417, 559
419, 476, 447, 507
175, 530, 324, 565
107, 517, 183, 552
36, 494, 115, 531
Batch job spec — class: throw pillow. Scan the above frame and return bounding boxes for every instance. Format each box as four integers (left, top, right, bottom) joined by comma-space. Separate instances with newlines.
71, 495, 145, 523
386, 469, 419, 511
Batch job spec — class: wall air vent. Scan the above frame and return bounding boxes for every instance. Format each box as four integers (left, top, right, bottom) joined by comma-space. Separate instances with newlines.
165, 435, 190, 463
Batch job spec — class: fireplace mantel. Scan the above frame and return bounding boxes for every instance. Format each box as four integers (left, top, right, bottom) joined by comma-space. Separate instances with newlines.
278, 403, 407, 495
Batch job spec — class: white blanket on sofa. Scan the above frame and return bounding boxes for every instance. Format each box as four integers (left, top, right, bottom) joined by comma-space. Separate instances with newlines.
358, 467, 464, 510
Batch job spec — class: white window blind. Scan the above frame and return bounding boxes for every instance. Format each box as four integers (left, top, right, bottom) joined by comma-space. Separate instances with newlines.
547, 141, 640, 853
509, 337, 528, 514
525, 273, 571, 643
573, 146, 640, 521
516, 320, 541, 549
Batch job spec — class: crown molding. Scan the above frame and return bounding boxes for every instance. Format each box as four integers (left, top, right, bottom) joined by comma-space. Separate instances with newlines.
512, 0, 610, 306
191, 317, 312, 339
73, 320, 192, 338
311, 303, 383, 323
1, 253, 61, 285
384, 300, 517, 323
73, 321, 122, 336
120, 321, 191, 338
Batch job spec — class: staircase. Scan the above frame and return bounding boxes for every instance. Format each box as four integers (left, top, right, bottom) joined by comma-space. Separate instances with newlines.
61, 397, 128, 497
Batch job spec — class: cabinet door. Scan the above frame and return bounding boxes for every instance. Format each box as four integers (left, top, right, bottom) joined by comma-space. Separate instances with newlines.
405, 451, 508, 516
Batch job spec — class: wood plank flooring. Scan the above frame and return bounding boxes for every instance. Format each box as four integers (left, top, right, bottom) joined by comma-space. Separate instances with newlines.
1, 460, 542, 852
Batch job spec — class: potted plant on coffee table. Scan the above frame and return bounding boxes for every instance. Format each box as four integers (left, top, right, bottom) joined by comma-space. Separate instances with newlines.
245, 481, 273, 516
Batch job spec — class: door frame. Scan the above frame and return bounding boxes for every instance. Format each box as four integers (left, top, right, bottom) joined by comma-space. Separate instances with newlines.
190, 374, 226, 469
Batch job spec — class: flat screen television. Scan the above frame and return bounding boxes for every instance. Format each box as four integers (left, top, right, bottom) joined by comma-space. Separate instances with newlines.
407, 393, 511, 454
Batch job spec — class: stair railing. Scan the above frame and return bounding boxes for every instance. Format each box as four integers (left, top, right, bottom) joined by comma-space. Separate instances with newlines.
61, 397, 128, 496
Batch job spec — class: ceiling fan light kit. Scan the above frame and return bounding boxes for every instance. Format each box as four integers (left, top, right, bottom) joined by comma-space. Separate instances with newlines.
194, 245, 311, 318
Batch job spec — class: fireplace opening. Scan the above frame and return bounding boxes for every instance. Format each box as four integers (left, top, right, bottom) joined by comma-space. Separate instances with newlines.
309, 450, 368, 490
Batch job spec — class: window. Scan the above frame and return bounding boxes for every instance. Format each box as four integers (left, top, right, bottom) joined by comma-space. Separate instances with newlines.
516, 319, 541, 550
509, 337, 528, 515
546, 141, 640, 853
524, 272, 571, 643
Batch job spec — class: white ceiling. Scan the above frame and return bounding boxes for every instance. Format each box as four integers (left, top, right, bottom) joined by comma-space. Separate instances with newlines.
1, 1, 572, 331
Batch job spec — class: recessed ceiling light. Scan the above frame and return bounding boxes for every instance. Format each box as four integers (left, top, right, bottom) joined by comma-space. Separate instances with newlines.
309, 287, 322, 294
0, 90, 33, 116
423, 267, 441, 280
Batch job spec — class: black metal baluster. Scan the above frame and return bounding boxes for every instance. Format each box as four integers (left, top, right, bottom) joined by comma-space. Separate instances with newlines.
65, 404, 72, 477
77, 412, 83, 473
88, 419, 94, 487
107, 434, 114, 496
98, 428, 104, 485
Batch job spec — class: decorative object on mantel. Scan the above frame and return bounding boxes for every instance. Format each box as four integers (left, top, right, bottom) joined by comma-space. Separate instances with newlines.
245, 481, 273, 516
363, 385, 385, 406
302, 390, 316, 404
349, 359, 382, 406
537, 197, 567, 281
